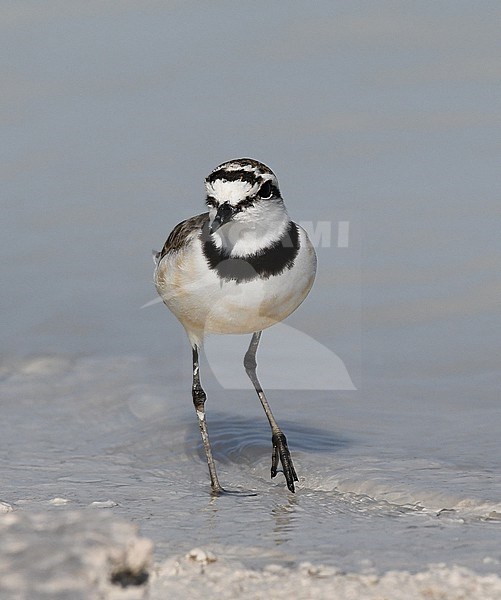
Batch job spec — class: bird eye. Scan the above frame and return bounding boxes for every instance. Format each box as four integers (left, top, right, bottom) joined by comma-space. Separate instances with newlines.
258, 181, 273, 199
206, 196, 216, 208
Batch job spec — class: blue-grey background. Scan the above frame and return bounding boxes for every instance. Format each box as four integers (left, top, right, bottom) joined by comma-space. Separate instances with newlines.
2, 1, 501, 576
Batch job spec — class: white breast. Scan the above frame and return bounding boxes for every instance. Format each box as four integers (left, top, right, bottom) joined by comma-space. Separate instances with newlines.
155, 224, 316, 348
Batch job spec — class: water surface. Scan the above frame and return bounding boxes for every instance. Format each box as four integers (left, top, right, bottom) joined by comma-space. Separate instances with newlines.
1, 0, 500, 578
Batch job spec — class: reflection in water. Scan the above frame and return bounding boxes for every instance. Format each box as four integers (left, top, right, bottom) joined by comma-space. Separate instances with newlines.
270, 495, 299, 546
186, 411, 349, 466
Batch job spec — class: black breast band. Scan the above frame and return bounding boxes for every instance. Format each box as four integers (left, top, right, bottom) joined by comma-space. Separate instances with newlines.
202, 221, 300, 283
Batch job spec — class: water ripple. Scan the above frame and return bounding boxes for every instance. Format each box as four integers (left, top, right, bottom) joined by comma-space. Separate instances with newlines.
184, 412, 349, 465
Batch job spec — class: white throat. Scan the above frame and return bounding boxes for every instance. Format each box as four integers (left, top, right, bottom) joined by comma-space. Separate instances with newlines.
211, 211, 290, 257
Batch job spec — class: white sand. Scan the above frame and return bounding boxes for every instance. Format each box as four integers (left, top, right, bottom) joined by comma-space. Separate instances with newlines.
0, 510, 152, 600
1, 510, 500, 600
153, 558, 501, 600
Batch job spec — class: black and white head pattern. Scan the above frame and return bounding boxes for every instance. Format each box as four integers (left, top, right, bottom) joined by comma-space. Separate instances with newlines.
201, 158, 300, 283
205, 158, 280, 212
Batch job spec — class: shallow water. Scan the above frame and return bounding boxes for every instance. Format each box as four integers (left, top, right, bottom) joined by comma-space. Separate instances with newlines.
2, 353, 500, 576
2, 0, 501, 582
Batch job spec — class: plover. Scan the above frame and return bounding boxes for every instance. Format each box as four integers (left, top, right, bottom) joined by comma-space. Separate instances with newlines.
154, 158, 317, 493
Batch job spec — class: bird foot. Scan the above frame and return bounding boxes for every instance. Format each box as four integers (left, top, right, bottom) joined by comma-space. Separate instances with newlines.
271, 431, 298, 492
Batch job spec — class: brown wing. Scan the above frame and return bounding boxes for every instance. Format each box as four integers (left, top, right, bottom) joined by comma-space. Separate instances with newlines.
157, 212, 209, 262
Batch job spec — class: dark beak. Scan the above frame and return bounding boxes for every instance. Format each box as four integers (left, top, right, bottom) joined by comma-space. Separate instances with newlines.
209, 202, 234, 234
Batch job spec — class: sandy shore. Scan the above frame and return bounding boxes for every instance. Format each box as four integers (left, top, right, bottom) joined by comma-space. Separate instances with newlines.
1, 509, 500, 600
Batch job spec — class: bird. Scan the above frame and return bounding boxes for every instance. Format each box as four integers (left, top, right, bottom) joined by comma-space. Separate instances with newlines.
154, 158, 317, 494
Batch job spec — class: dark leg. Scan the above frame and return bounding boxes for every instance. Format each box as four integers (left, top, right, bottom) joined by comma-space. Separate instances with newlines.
244, 331, 298, 492
192, 346, 223, 494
